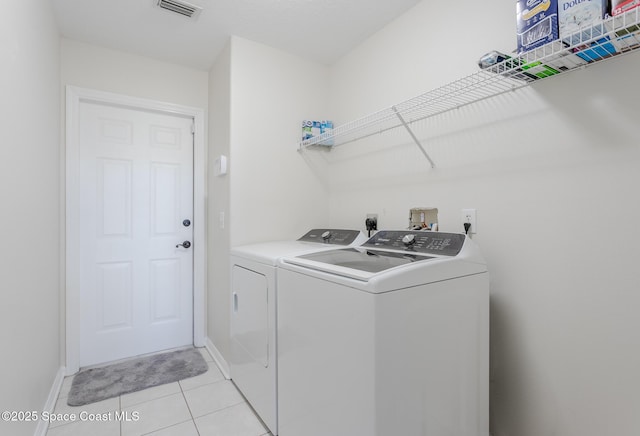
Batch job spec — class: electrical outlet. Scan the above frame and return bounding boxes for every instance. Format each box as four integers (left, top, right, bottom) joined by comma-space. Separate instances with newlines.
461, 209, 477, 234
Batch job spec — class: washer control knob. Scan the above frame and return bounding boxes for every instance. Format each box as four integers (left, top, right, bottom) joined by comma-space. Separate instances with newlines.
321, 231, 332, 241
402, 234, 416, 246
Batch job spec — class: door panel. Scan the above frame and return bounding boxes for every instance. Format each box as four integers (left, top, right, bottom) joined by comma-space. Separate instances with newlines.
97, 261, 132, 331
150, 163, 180, 235
149, 258, 181, 322
98, 159, 132, 237
78, 101, 194, 367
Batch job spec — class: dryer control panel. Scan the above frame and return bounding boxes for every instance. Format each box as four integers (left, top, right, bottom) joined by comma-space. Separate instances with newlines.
363, 231, 465, 256
297, 229, 362, 245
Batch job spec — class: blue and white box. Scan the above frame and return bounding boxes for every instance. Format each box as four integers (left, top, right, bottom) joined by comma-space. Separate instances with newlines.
517, 0, 560, 53
301, 120, 334, 146
559, 0, 608, 46
573, 36, 618, 61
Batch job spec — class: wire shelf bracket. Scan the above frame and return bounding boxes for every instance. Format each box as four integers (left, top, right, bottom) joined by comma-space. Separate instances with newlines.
392, 106, 435, 168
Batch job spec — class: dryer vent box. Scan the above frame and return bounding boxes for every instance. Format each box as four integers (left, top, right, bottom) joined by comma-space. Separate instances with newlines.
409, 207, 438, 230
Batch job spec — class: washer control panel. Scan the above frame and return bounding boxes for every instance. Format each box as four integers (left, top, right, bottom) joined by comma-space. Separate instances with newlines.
363, 231, 465, 256
298, 229, 362, 245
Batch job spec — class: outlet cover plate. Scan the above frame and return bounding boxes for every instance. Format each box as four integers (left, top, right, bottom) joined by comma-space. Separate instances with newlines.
461, 209, 477, 234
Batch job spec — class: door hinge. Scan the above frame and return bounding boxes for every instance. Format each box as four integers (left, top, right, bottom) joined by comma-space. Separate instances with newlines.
191, 119, 195, 135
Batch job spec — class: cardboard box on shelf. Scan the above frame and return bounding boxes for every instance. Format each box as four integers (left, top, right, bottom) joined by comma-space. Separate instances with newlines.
301, 120, 334, 146
612, 0, 640, 16
559, 0, 609, 46
517, 0, 560, 53
572, 36, 618, 61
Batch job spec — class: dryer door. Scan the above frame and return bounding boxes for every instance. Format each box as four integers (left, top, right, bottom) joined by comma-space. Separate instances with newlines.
231, 265, 269, 367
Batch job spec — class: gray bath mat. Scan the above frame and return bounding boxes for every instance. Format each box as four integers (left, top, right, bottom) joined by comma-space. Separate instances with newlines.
67, 347, 208, 406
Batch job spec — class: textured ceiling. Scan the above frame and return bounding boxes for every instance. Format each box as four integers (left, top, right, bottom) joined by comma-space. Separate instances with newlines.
51, 0, 421, 70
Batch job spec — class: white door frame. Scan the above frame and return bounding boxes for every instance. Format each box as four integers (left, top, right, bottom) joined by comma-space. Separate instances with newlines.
65, 86, 206, 375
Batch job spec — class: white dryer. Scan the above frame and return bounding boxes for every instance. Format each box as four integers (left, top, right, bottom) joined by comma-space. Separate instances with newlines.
229, 229, 366, 435
277, 230, 490, 436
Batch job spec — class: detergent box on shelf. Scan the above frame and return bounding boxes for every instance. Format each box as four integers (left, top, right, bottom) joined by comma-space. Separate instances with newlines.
559, 0, 609, 46
517, 0, 560, 53
611, 29, 640, 51
301, 120, 334, 146
572, 36, 618, 61
612, 0, 640, 16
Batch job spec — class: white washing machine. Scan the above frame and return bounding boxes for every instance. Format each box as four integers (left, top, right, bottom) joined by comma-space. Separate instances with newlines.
277, 230, 490, 436
229, 229, 367, 435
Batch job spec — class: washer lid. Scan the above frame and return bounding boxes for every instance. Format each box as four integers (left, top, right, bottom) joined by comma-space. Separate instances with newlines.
279, 231, 487, 291
294, 248, 434, 274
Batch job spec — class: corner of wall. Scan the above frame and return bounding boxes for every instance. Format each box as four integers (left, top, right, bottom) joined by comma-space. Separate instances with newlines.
33, 367, 66, 436
207, 40, 233, 361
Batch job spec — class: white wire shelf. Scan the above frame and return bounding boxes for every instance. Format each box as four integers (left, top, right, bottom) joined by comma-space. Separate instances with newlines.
298, 8, 640, 167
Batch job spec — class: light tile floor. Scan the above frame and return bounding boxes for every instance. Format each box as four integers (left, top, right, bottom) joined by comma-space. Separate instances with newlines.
45, 348, 272, 436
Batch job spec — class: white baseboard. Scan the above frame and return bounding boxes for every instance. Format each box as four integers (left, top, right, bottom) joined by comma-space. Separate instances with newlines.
205, 337, 230, 380
33, 366, 66, 436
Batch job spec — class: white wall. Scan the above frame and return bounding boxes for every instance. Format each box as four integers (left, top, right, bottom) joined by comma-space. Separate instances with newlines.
206, 36, 331, 360
61, 38, 209, 109
326, 1, 640, 436
0, 1, 60, 436
229, 37, 332, 247
208, 41, 232, 358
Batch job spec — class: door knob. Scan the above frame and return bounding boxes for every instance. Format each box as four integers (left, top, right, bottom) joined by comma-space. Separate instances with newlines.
176, 241, 191, 249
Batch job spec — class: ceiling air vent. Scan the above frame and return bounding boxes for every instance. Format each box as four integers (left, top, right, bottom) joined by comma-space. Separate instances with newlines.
156, 0, 202, 19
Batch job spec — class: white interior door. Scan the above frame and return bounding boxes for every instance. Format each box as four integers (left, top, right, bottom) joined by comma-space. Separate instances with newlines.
78, 100, 194, 367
